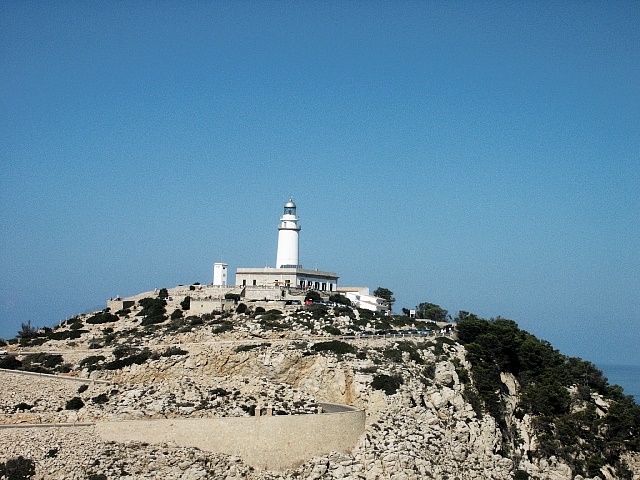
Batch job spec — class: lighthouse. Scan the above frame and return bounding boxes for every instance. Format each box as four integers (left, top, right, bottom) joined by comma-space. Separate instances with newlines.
276, 198, 301, 269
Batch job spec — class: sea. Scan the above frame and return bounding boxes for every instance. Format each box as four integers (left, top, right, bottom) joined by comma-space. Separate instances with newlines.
598, 363, 640, 405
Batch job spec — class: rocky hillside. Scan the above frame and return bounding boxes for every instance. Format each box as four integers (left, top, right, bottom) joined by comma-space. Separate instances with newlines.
1, 289, 639, 480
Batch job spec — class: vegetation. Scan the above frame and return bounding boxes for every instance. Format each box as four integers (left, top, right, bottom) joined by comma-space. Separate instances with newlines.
371, 374, 403, 395
17, 320, 38, 339
304, 290, 323, 303
86, 311, 119, 324
456, 313, 640, 476
415, 302, 448, 321
137, 297, 167, 326
373, 287, 395, 309
0, 456, 36, 480
65, 397, 84, 410
161, 346, 188, 357
329, 293, 351, 306
311, 340, 356, 356
180, 296, 191, 310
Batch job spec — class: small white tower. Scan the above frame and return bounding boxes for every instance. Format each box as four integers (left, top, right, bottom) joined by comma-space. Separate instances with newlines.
276, 198, 301, 269
213, 262, 228, 286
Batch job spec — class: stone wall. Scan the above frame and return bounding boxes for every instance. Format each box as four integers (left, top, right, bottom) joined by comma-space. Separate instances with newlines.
96, 402, 365, 471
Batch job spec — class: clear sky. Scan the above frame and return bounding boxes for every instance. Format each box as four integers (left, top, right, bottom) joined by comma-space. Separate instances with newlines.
1, 2, 638, 366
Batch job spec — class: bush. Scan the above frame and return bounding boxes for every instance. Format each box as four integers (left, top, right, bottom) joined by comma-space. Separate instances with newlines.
23, 353, 63, 369
235, 343, 270, 353
225, 293, 241, 302
0, 456, 36, 479
212, 322, 234, 334
180, 296, 191, 310
171, 309, 183, 320
77, 384, 89, 394
305, 290, 323, 303
137, 297, 167, 325
311, 341, 356, 356
104, 349, 153, 370
91, 393, 109, 404
323, 325, 341, 336
0, 355, 22, 370
371, 374, 403, 395
161, 346, 188, 357
236, 303, 247, 314
65, 397, 84, 410
329, 293, 351, 306
14, 402, 33, 411
79, 355, 106, 370
86, 311, 119, 324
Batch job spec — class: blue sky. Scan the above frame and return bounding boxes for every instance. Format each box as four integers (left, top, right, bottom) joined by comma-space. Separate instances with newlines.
1, 2, 638, 366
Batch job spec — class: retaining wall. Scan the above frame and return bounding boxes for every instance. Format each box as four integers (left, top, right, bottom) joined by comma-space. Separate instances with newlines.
96, 402, 365, 471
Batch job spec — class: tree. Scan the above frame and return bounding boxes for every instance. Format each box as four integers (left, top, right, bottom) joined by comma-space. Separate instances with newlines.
415, 302, 448, 322
180, 296, 191, 310
373, 287, 395, 309
158, 288, 169, 299
329, 293, 351, 306
18, 320, 38, 339
304, 290, 323, 303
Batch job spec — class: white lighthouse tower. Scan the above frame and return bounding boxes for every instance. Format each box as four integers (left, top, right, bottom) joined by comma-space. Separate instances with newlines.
276, 198, 301, 269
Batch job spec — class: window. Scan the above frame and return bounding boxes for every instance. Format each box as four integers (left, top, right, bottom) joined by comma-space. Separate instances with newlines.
253, 280, 257, 286
242, 280, 246, 286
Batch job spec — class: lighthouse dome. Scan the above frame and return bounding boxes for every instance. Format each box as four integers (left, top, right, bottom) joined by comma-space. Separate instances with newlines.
284, 199, 296, 209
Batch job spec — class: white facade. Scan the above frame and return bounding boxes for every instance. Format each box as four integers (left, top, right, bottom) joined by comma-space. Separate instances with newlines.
213, 262, 228, 286
236, 267, 338, 292
338, 287, 389, 313
276, 199, 301, 269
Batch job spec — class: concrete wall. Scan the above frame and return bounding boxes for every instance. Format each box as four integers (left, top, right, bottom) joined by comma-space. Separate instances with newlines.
96, 402, 365, 471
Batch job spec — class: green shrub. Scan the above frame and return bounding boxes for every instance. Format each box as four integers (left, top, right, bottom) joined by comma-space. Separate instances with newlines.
329, 293, 352, 306
0, 355, 22, 370
77, 384, 89, 394
235, 343, 270, 353
91, 393, 109, 404
79, 355, 106, 370
104, 349, 153, 370
86, 312, 119, 324
236, 303, 247, 314
137, 297, 167, 325
65, 397, 84, 410
311, 341, 356, 356
23, 353, 63, 369
171, 309, 183, 320
323, 325, 341, 336
0, 456, 36, 480
212, 321, 233, 334
180, 296, 191, 310
225, 293, 241, 302
161, 346, 188, 357
371, 374, 403, 395
14, 402, 33, 411
88, 474, 107, 480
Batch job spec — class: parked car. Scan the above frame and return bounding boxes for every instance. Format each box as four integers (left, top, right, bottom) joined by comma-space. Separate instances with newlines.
0, 350, 8, 355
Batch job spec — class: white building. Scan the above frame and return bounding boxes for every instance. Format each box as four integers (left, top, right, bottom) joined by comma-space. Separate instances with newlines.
337, 287, 390, 313
213, 262, 228, 286
236, 198, 338, 292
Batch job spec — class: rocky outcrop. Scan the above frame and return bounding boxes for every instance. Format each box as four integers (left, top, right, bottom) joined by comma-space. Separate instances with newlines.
2, 303, 639, 480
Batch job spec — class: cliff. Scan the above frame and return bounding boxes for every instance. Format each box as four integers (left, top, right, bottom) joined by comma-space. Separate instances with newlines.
1, 291, 638, 479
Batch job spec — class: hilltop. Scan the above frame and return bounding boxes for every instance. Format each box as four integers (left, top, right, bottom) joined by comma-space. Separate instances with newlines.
1, 286, 639, 480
